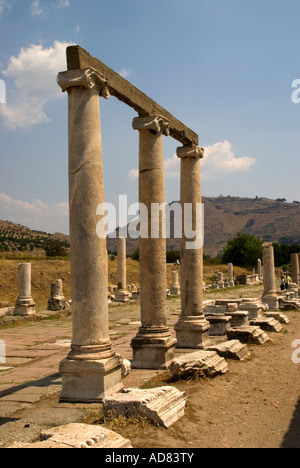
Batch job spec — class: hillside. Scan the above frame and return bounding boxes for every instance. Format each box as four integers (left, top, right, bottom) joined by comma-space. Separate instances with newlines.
0, 196, 299, 258
107, 196, 300, 257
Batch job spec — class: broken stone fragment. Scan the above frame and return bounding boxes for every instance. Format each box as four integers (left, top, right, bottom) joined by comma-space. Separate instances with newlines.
102, 386, 186, 429
9, 423, 132, 449
207, 340, 250, 361
168, 350, 228, 381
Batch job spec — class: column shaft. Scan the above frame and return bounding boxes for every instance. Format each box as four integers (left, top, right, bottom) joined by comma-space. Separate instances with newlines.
131, 116, 176, 369
262, 243, 279, 310
174, 145, 210, 348
57, 68, 122, 402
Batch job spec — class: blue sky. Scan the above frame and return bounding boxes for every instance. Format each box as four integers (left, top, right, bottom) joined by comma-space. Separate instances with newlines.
0, 0, 299, 234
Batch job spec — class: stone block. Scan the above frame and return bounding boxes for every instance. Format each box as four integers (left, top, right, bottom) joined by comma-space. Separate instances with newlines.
250, 317, 282, 333
103, 387, 186, 429
9, 424, 132, 448
225, 311, 249, 327
207, 340, 250, 361
264, 311, 290, 324
227, 326, 270, 345
206, 315, 232, 336
168, 350, 228, 381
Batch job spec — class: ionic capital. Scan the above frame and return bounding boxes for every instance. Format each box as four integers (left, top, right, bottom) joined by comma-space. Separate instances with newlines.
132, 115, 170, 136
176, 145, 204, 160
57, 67, 110, 99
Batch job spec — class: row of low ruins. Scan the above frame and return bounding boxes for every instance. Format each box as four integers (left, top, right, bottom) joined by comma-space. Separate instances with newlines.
2, 46, 300, 447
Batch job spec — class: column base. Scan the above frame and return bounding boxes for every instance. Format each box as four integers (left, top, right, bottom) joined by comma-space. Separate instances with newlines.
131, 327, 177, 370
59, 353, 123, 403
14, 299, 36, 316
262, 294, 279, 310
174, 316, 211, 349
114, 290, 131, 303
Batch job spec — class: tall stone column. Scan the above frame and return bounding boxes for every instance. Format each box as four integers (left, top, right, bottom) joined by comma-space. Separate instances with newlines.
130, 115, 176, 369
228, 263, 235, 287
262, 243, 279, 310
174, 145, 210, 348
257, 259, 262, 281
115, 237, 130, 302
57, 68, 123, 402
291, 253, 299, 286
14, 263, 35, 316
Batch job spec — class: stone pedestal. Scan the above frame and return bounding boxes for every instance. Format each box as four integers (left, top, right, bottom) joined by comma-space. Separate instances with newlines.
115, 237, 130, 302
57, 68, 123, 402
14, 263, 35, 316
130, 115, 176, 369
174, 145, 210, 349
262, 243, 279, 310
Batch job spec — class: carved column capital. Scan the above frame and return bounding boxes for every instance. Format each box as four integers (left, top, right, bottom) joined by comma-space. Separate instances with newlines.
57, 67, 110, 99
132, 115, 170, 136
176, 145, 205, 160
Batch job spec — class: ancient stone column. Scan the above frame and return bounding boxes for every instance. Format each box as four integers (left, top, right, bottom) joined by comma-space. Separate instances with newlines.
170, 270, 181, 296
228, 263, 235, 287
174, 145, 210, 348
57, 68, 123, 402
115, 237, 130, 302
262, 243, 279, 310
257, 259, 262, 281
48, 279, 69, 311
131, 115, 176, 369
291, 253, 299, 286
14, 263, 35, 316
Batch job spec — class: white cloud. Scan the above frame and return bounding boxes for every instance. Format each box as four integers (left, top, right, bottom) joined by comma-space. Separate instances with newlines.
0, 192, 69, 233
0, 40, 73, 129
0, 0, 12, 16
31, 0, 70, 17
201, 140, 256, 180
128, 140, 256, 182
119, 68, 132, 79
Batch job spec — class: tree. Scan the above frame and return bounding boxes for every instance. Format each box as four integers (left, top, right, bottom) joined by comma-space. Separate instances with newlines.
45, 241, 68, 258
221, 233, 263, 267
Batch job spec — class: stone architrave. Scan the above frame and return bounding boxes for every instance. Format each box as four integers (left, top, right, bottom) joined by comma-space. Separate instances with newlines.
262, 243, 279, 310
57, 67, 123, 402
14, 263, 35, 316
48, 279, 70, 311
291, 253, 299, 286
174, 145, 210, 349
115, 237, 130, 302
170, 270, 181, 296
130, 115, 177, 369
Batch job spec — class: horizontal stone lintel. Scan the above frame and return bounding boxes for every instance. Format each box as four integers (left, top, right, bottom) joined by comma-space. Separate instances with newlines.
66, 45, 199, 146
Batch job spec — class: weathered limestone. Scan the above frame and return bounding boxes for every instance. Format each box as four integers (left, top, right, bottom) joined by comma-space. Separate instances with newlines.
115, 237, 130, 303
291, 253, 299, 286
228, 263, 235, 287
174, 145, 210, 349
169, 351, 228, 381
10, 424, 132, 449
48, 279, 70, 311
130, 116, 176, 369
227, 326, 270, 345
14, 263, 35, 316
206, 315, 232, 336
207, 340, 250, 361
169, 270, 181, 296
103, 387, 186, 429
249, 317, 282, 333
57, 68, 123, 402
262, 243, 279, 310
257, 259, 262, 281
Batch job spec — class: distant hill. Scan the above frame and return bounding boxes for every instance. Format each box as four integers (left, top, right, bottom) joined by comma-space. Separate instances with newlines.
107, 196, 300, 258
0, 220, 69, 257
1, 196, 299, 258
